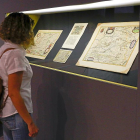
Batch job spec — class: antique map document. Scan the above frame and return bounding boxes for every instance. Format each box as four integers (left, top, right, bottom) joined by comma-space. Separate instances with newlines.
62, 23, 88, 49
26, 30, 63, 59
76, 22, 139, 74
53, 49, 72, 63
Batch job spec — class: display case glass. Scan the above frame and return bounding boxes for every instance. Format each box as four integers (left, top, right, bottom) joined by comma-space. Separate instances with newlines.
23, 1, 140, 89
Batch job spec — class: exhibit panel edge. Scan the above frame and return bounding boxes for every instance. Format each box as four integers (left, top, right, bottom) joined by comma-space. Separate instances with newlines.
30, 63, 137, 89
23, 1, 140, 89
17, 0, 139, 89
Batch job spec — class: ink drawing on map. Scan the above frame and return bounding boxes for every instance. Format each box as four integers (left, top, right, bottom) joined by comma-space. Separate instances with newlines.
62, 23, 88, 49
53, 49, 72, 63
76, 22, 139, 74
26, 30, 63, 59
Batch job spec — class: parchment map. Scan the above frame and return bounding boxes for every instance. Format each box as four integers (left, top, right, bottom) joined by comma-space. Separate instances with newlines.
71, 26, 84, 35
76, 22, 139, 74
53, 49, 72, 63
26, 30, 63, 59
62, 23, 88, 49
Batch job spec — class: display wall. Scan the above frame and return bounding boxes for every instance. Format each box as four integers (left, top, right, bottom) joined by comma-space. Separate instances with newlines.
28, 5, 140, 140
31, 65, 138, 140
28, 5, 139, 88
0, 0, 140, 140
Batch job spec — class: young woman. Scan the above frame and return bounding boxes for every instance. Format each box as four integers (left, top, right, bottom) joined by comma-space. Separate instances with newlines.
0, 12, 39, 140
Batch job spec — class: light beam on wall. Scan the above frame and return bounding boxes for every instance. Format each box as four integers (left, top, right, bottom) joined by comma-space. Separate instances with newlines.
22, 0, 140, 14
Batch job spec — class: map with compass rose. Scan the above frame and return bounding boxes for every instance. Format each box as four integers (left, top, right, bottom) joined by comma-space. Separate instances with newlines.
76, 22, 139, 74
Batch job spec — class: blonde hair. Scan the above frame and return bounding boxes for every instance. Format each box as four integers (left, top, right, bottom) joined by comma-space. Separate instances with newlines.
0, 12, 34, 49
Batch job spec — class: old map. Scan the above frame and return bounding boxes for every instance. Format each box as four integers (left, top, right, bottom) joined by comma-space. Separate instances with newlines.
53, 49, 72, 63
62, 23, 88, 49
76, 22, 139, 74
26, 30, 63, 59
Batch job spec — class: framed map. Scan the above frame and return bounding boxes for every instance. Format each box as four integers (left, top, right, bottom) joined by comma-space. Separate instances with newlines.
76, 22, 139, 74
62, 23, 88, 49
53, 49, 72, 63
26, 30, 63, 59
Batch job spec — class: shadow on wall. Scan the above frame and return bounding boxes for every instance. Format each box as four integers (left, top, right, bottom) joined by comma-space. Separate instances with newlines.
32, 67, 100, 140
0, 122, 3, 138
35, 69, 67, 140
60, 75, 101, 140
56, 90, 67, 140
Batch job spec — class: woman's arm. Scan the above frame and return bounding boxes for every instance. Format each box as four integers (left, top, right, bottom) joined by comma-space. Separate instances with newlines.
8, 71, 39, 137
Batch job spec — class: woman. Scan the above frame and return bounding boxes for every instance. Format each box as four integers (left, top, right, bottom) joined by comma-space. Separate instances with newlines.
0, 12, 39, 140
